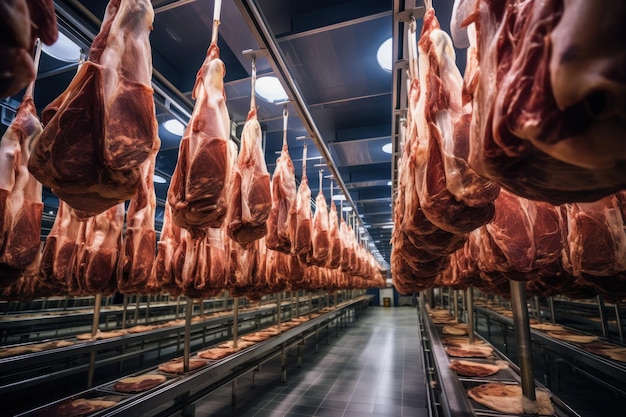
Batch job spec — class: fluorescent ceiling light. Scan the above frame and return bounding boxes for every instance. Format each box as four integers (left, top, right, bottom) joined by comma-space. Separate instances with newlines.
382, 225, 394, 229
153, 174, 167, 184
255, 76, 288, 103
163, 119, 185, 136
387, 180, 392, 186
342, 206, 352, 212
42, 32, 81, 62
332, 194, 346, 201
374, 240, 381, 243
382, 143, 393, 154
377, 37, 393, 72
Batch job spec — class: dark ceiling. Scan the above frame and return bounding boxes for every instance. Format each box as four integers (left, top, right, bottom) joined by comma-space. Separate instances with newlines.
1, 0, 461, 268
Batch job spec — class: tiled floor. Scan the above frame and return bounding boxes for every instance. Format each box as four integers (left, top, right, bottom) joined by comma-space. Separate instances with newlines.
193, 306, 429, 417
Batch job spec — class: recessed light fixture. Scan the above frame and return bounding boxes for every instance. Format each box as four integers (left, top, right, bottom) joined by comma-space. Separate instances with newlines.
377, 37, 393, 72
332, 194, 346, 201
255, 76, 288, 103
382, 143, 393, 154
163, 119, 185, 136
153, 174, 167, 184
42, 32, 82, 62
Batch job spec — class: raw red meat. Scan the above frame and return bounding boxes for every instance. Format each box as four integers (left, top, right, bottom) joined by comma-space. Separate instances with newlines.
0, 92, 43, 287
294, 146, 312, 263
117, 141, 160, 294
326, 200, 341, 269
38, 201, 80, 293
563, 194, 626, 277
168, 38, 231, 234
152, 203, 182, 296
71, 204, 124, 295
0, 0, 57, 98
266, 110, 298, 254
310, 175, 330, 266
466, 0, 626, 204
414, 8, 496, 234
29, 0, 158, 218
227, 78, 271, 247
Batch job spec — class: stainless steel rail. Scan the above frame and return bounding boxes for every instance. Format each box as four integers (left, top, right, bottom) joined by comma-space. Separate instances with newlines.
16, 298, 369, 417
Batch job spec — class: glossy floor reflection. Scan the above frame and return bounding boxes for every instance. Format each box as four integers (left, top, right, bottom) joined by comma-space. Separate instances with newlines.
191, 306, 428, 417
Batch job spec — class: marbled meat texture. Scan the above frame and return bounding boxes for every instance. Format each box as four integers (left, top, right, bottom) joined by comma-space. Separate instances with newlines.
29, 0, 157, 218
168, 42, 231, 234
227, 108, 271, 248
0, 95, 43, 288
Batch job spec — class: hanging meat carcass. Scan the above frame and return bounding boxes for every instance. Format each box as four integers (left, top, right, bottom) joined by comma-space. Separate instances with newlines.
1, 0, 57, 98
181, 228, 226, 299
38, 201, 80, 293
266, 109, 298, 254
462, 0, 626, 204
563, 193, 626, 278
69, 203, 124, 295
29, 0, 158, 218
414, 6, 497, 234
485, 190, 562, 275
0, 86, 43, 289
226, 65, 271, 248
152, 203, 182, 296
168, 18, 231, 235
294, 145, 313, 263
117, 140, 160, 294
309, 172, 330, 266
327, 199, 341, 269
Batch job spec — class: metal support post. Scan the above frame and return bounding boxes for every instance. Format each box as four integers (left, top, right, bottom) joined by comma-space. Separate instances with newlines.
453, 290, 459, 323
597, 295, 609, 338
121, 295, 129, 329
276, 292, 282, 333
233, 298, 239, 348
467, 288, 475, 345
183, 297, 193, 372
87, 293, 102, 388
133, 296, 140, 325
548, 297, 556, 324
615, 303, 623, 343
510, 280, 537, 413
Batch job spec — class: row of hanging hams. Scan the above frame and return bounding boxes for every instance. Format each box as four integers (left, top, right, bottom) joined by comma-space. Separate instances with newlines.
1, 0, 384, 301
393, 1, 626, 299
391, 3, 499, 295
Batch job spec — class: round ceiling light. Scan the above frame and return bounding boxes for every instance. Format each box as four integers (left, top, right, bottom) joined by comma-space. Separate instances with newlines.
255, 76, 288, 103
377, 37, 393, 72
382, 143, 393, 154
163, 119, 185, 136
153, 174, 167, 184
42, 32, 82, 62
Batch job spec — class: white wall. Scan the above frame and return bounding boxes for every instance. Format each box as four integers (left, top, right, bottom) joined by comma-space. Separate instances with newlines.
379, 288, 394, 307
